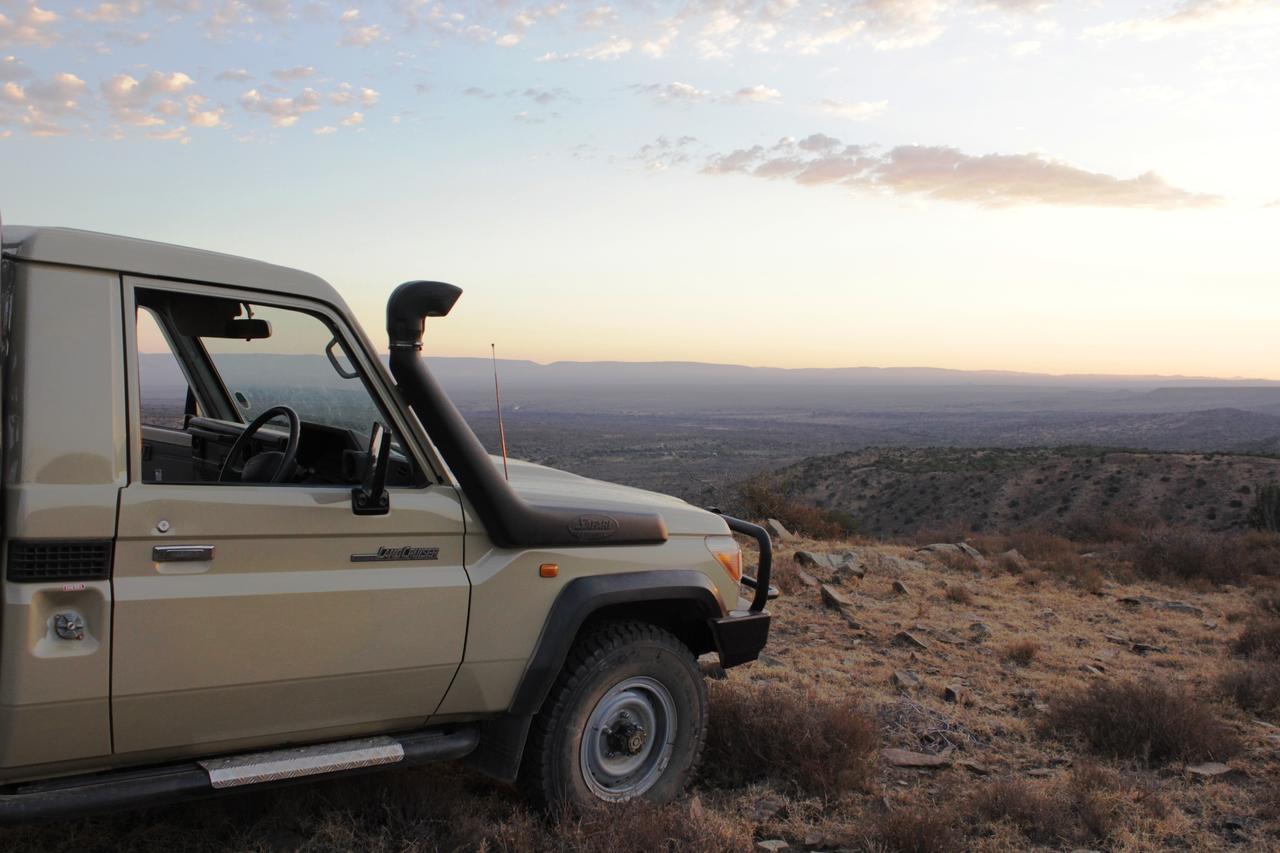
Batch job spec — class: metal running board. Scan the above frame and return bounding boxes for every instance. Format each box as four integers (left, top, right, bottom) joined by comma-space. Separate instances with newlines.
199, 736, 405, 789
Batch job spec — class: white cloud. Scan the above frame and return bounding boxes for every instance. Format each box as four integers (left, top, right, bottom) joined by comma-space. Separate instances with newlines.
74, 1, 143, 24
1087, 0, 1280, 40
0, 1, 60, 46
101, 70, 196, 126
820, 97, 887, 120
146, 124, 190, 143
731, 84, 781, 104
216, 68, 252, 82
694, 134, 1220, 209
313, 124, 336, 134
0, 54, 32, 81
537, 34, 631, 62
239, 85, 320, 126
340, 109, 362, 125
271, 65, 314, 81
1010, 39, 1040, 56
630, 81, 711, 103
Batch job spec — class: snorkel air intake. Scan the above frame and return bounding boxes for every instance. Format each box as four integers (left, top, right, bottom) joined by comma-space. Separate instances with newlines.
386, 281, 668, 549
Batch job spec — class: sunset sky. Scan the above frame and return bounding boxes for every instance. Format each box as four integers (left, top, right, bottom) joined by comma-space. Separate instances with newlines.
2, 0, 1278, 377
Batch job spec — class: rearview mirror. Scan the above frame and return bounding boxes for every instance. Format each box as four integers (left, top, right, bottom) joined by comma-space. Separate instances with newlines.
351, 423, 391, 516
222, 318, 272, 340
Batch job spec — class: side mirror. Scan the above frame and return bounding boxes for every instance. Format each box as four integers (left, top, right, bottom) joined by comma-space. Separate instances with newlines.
351, 423, 392, 516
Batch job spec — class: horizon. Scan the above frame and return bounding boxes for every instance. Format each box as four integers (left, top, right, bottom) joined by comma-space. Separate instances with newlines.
4, 1, 1278, 377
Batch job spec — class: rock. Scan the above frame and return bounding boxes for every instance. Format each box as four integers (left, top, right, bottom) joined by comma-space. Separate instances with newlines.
1158, 601, 1203, 617
956, 542, 983, 559
795, 568, 820, 588
891, 670, 921, 689
1032, 702, 1050, 713
1104, 634, 1129, 645
943, 684, 971, 705
765, 518, 795, 543
893, 631, 930, 651
892, 579, 911, 596
1118, 596, 1142, 607
759, 654, 785, 668
796, 550, 865, 579
1027, 768, 1057, 778
1081, 664, 1104, 676
821, 584, 855, 610
999, 549, 1030, 571
1130, 642, 1165, 655
883, 747, 953, 769
1186, 762, 1239, 780
699, 659, 728, 680
756, 840, 790, 853
968, 622, 992, 641
921, 540, 962, 555
957, 759, 989, 774
747, 795, 787, 822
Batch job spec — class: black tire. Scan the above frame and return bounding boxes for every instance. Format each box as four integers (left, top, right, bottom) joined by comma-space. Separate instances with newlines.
519, 620, 708, 808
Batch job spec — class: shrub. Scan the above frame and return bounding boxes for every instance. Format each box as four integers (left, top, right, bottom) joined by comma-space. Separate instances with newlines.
968, 779, 1067, 844
967, 765, 1121, 845
1043, 553, 1105, 592
737, 474, 851, 540
1046, 679, 1240, 765
873, 799, 960, 853
703, 680, 877, 796
945, 584, 974, 605
1005, 640, 1038, 666
1249, 484, 1280, 533
1129, 531, 1253, 585
1218, 660, 1280, 718
1233, 617, 1280, 658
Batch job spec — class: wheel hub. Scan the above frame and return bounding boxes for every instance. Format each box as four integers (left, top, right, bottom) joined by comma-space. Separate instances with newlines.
579, 676, 677, 801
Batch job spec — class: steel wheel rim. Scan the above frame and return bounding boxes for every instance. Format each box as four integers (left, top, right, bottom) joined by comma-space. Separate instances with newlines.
579, 676, 677, 801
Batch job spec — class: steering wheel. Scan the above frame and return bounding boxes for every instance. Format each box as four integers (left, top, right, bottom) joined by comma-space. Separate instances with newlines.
217, 405, 301, 484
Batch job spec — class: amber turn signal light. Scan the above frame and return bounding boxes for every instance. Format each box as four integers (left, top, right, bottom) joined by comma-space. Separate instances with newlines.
704, 536, 743, 583
539, 563, 559, 578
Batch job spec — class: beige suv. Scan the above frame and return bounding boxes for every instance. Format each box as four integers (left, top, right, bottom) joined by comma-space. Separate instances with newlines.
0, 226, 772, 821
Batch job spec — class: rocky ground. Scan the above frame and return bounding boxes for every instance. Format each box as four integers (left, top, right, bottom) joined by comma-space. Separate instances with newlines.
3, 531, 1277, 852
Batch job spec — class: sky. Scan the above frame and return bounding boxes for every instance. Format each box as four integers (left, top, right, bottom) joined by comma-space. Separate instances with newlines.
2, 0, 1279, 378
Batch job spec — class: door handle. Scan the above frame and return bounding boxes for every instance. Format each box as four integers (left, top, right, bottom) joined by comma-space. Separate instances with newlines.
152, 545, 215, 563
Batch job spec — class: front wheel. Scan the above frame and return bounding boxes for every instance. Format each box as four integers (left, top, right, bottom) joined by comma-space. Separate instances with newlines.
520, 620, 708, 807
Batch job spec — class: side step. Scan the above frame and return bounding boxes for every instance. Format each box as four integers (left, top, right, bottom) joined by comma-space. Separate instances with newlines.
0, 726, 479, 823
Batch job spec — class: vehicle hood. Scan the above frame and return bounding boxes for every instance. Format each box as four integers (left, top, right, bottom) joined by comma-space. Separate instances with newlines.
495, 457, 729, 538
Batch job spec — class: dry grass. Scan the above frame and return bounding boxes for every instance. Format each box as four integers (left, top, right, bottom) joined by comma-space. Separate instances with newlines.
1004, 639, 1039, 666
943, 583, 974, 605
702, 680, 877, 797
1219, 660, 1280, 719
1046, 679, 1240, 766
1130, 529, 1280, 586
1233, 617, 1280, 658
872, 796, 960, 853
965, 764, 1123, 846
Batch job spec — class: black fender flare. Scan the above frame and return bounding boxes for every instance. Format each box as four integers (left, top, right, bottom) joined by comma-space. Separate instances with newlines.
463, 569, 725, 782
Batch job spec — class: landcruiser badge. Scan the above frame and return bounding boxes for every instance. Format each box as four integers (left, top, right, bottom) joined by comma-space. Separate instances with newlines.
351, 546, 440, 563
567, 514, 619, 541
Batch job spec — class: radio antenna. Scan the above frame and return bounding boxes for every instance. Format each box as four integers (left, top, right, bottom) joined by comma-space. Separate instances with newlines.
491, 343, 510, 481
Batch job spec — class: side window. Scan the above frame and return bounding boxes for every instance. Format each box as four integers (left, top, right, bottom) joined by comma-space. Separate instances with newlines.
132, 287, 423, 489
136, 307, 193, 429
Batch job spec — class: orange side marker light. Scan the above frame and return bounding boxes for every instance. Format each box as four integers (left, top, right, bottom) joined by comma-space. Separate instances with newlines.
539, 563, 559, 578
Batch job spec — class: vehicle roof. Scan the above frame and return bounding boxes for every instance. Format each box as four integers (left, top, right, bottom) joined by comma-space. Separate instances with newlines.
2, 226, 343, 305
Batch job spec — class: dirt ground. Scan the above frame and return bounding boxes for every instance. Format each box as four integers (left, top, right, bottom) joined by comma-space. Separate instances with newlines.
2, 535, 1277, 852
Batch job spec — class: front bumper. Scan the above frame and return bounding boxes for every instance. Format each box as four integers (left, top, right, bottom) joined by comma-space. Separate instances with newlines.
706, 511, 774, 668
709, 607, 771, 667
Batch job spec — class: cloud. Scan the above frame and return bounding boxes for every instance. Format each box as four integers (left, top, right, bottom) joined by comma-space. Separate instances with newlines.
1087, 0, 1279, 40
271, 65, 314, 81
146, 124, 190, 143
313, 124, 336, 135
0, 1, 60, 46
339, 110, 362, 125
820, 97, 887, 120
0, 54, 32, 81
101, 70, 196, 126
519, 87, 565, 105
693, 134, 1219, 209
74, 1, 144, 24
731, 84, 781, 103
329, 81, 378, 107
629, 81, 712, 103
0, 68, 85, 136
216, 68, 252, 82
339, 7, 383, 46
635, 134, 699, 171
537, 34, 631, 62
239, 85, 320, 126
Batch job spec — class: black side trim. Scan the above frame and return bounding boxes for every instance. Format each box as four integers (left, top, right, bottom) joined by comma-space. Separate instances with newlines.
508, 570, 725, 717
386, 281, 668, 550
0, 726, 479, 823
6, 540, 113, 583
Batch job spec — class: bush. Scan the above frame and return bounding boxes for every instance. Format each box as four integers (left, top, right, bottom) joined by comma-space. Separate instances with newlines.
1233, 617, 1280, 658
1130, 531, 1252, 585
873, 798, 960, 853
1043, 553, 1105, 592
1005, 639, 1038, 666
703, 681, 877, 797
1249, 484, 1280, 533
966, 765, 1120, 846
944, 584, 974, 605
1219, 660, 1280, 718
1046, 679, 1240, 766
737, 475, 851, 540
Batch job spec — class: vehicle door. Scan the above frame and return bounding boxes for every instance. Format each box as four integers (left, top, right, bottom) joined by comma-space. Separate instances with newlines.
111, 277, 470, 757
